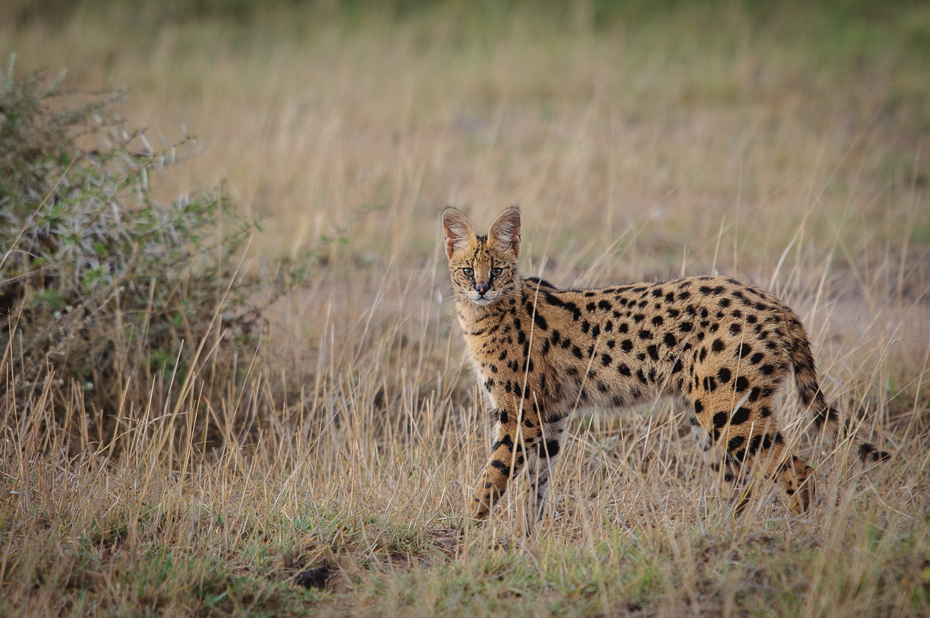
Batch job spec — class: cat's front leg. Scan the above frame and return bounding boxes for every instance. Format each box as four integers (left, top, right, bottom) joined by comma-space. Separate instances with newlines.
472, 408, 537, 520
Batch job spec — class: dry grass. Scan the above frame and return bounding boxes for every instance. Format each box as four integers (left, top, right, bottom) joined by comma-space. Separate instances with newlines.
2, 2, 930, 616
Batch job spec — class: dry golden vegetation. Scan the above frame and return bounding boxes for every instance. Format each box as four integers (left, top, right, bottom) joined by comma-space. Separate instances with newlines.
2, 1, 930, 615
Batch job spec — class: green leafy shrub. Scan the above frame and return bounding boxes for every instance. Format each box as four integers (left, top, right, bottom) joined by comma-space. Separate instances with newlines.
0, 54, 260, 426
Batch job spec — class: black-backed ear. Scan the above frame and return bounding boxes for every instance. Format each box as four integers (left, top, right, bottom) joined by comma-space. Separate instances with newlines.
488, 206, 521, 258
442, 207, 476, 259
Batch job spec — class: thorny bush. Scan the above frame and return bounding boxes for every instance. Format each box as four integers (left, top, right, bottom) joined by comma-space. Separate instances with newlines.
0, 54, 261, 438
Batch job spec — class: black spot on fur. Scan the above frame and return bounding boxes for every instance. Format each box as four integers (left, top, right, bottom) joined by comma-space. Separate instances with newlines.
493, 434, 515, 452
490, 460, 511, 475
647, 345, 660, 361
544, 292, 582, 321
717, 368, 731, 383
745, 434, 763, 456
539, 439, 561, 458
727, 436, 745, 452
532, 310, 548, 331
734, 376, 750, 392
730, 407, 752, 425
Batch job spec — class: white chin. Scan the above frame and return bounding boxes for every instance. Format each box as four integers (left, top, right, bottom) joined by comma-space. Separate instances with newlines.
472, 298, 493, 306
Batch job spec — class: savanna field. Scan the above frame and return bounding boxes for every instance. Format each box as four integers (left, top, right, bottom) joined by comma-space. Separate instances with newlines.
1, 1, 929, 615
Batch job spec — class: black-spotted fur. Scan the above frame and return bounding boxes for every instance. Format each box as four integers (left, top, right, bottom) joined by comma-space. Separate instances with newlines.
442, 206, 889, 520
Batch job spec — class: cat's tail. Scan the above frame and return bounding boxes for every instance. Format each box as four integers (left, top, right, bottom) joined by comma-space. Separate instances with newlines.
785, 313, 891, 464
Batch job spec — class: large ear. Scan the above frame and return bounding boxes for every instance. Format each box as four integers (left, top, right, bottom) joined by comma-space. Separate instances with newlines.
442, 207, 476, 259
488, 206, 521, 258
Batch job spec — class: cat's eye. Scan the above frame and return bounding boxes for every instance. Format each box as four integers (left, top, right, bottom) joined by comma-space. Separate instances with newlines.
491, 268, 503, 276
462, 268, 474, 276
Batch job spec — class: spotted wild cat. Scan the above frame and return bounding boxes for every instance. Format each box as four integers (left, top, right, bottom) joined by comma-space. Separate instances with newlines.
442, 206, 889, 520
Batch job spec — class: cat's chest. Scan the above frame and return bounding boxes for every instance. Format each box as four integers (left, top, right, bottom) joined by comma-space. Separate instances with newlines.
460, 311, 529, 378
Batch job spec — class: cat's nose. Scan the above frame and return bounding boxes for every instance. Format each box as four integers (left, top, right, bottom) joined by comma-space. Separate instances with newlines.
475, 283, 490, 295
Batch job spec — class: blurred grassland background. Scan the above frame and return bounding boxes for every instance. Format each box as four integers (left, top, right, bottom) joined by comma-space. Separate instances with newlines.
2, 1, 930, 616
6, 0, 930, 264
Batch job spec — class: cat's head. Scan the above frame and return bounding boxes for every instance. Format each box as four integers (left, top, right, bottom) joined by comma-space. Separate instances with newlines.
442, 206, 521, 307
